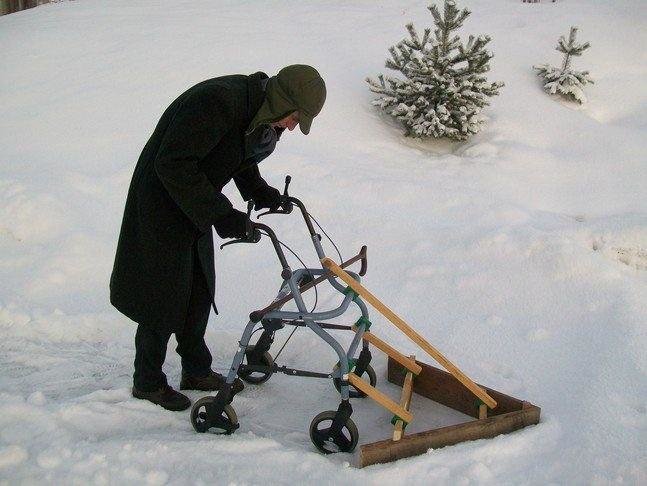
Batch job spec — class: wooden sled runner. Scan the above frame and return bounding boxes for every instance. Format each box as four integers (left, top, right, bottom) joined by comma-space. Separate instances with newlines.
321, 258, 541, 467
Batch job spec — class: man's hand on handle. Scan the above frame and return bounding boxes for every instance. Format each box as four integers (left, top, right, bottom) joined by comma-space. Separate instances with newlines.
214, 209, 250, 239
251, 185, 282, 212
216, 175, 293, 241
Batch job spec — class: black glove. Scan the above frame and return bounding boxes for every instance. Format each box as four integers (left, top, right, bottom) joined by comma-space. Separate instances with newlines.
252, 184, 282, 211
213, 209, 250, 239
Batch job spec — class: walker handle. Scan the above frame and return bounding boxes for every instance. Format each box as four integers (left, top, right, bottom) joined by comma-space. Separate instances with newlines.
220, 201, 261, 249
256, 175, 294, 218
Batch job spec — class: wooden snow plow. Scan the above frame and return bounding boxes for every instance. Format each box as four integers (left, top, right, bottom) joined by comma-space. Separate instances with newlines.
359, 357, 541, 467
321, 258, 541, 467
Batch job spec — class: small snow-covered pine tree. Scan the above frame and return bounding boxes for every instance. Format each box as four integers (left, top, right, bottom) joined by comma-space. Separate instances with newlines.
366, 0, 504, 141
534, 26, 593, 103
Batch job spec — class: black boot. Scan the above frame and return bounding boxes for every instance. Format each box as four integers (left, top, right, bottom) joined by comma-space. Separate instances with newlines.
132, 385, 191, 411
180, 370, 244, 395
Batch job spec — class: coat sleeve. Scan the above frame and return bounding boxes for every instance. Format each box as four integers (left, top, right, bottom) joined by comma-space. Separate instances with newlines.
233, 164, 269, 201
154, 87, 234, 232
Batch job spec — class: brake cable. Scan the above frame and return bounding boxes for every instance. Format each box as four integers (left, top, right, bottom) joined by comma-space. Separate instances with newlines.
272, 326, 298, 362
259, 230, 319, 313
307, 211, 343, 263
250, 206, 344, 360
257, 210, 342, 361
254, 230, 314, 362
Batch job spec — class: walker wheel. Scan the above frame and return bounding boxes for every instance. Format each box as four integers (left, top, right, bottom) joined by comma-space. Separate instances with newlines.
333, 363, 377, 398
309, 411, 359, 454
238, 346, 274, 384
191, 396, 238, 434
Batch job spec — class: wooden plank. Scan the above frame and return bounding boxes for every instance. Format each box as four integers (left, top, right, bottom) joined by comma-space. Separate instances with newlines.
347, 373, 414, 424
388, 357, 523, 418
392, 356, 415, 441
392, 419, 405, 442
322, 257, 497, 409
359, 405, 541, 467
357, 329, 422, 375
392, 372, 414, 440
478, 403, 487, 420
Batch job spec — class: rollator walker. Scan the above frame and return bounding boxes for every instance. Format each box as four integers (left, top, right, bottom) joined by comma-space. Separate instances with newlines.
191, 176, 373, 453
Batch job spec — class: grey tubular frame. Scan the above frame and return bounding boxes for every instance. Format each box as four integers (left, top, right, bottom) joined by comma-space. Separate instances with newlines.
224, 199, 371, 402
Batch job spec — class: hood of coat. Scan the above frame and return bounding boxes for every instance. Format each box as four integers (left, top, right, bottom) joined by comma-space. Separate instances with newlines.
247, 64, 326, 135
246, 71, 270, 125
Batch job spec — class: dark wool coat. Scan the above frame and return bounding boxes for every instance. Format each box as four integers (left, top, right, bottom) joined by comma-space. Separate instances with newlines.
110, 72, 273, 332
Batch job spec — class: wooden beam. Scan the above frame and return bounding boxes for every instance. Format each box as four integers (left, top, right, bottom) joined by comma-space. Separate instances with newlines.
392, 418, 405, 442
322, 257, 497, 409
479, 403, 487, 420
393, 355, 415, 441
359, 405, 541, 467
354, 328, 422, 375
347, 373, 414, 424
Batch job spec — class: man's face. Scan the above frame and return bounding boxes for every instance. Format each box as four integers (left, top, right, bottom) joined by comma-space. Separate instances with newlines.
271, 111, 299, 131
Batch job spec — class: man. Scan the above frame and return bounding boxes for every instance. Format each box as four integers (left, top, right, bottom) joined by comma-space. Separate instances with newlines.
110, 65, 326, 411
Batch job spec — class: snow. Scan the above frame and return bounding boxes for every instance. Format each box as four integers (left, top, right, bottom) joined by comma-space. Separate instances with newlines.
1, 0, 646, 484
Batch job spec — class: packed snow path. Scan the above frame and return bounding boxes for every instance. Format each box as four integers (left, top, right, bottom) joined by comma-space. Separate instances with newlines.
1, 1, 646, 484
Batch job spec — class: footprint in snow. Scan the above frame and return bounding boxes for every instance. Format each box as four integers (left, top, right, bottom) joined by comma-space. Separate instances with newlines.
613, 247, 647, 271
593, 241, 647, 271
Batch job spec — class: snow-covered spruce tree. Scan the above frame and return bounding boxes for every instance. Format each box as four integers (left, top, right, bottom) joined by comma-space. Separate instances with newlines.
366, 0, 504, 141
534, 26, 593, 103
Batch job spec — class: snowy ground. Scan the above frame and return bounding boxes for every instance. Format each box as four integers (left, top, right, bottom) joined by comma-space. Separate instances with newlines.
1, 0, 646, 484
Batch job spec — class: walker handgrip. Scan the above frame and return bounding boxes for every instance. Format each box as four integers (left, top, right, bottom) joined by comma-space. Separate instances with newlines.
256, 175, 293, 218
256, 197, 293, 218
358, 245, 368, 276
219, 214, 261, 249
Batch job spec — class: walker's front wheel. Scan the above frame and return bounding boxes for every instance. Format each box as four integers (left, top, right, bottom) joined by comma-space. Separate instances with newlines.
191, 396, 238, 434
309, 411, 359, 454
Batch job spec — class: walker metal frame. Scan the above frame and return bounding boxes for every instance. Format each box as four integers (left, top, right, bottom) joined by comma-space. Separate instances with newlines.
191, 191, 376, 454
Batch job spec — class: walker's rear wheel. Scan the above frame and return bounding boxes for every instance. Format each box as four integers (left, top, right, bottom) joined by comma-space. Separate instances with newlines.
238, 346, 274, 384
309, 411, 359, 454
191, 396, 238, 434
333, 363, 377, 398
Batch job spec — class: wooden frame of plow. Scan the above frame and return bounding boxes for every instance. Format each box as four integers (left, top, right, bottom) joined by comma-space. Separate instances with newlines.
320, 258, 541, 467
359, 357, 541, 467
